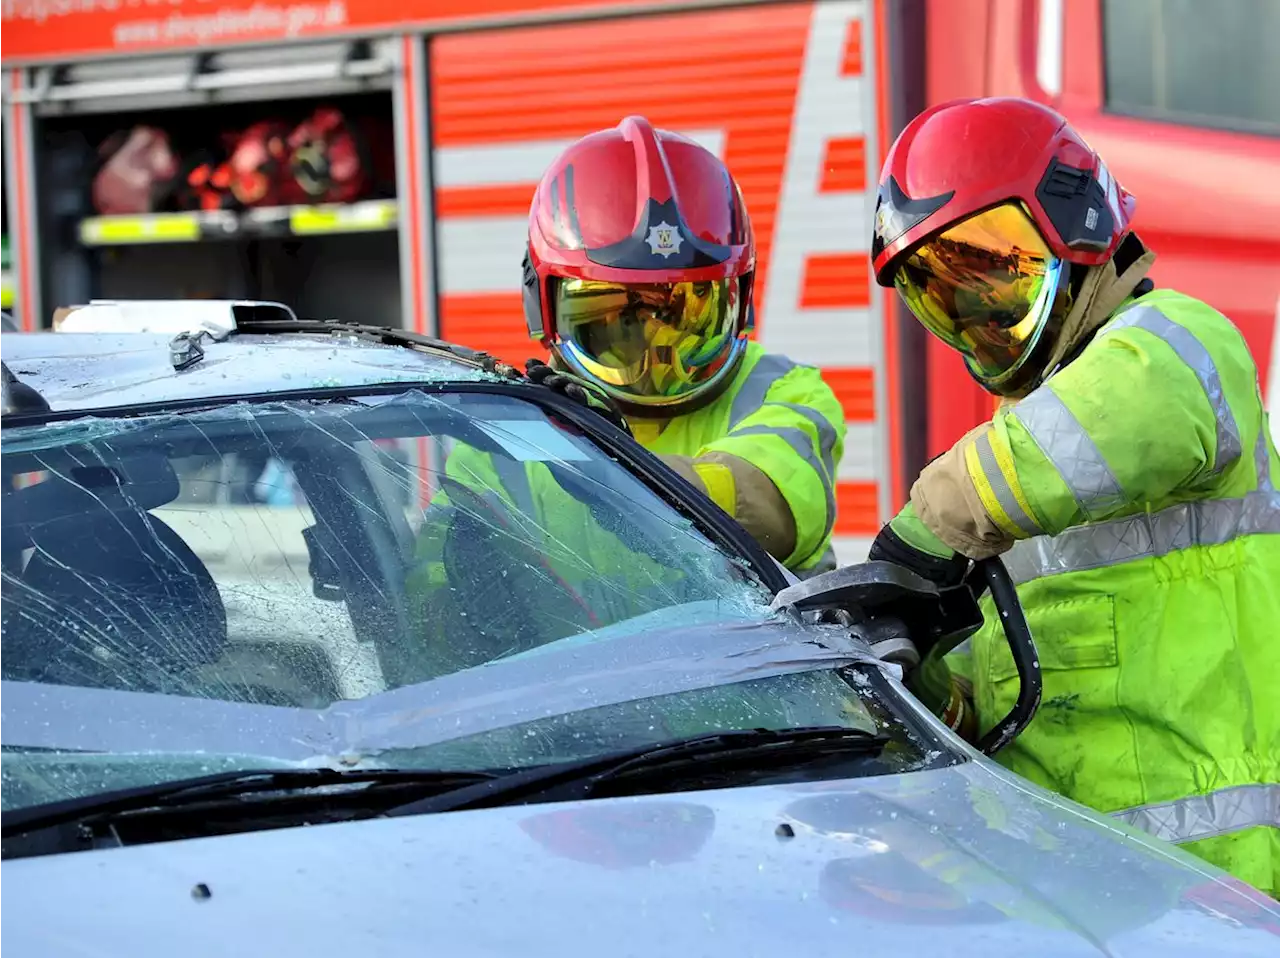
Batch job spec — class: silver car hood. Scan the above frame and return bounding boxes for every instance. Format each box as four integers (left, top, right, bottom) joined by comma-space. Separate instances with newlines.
5, 763, 1278, 957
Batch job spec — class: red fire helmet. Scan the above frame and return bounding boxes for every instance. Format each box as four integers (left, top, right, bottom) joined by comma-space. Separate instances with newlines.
871, 97, 1137, 395
522, 116, 756, 415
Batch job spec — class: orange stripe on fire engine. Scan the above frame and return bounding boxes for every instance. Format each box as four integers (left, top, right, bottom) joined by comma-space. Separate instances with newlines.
818, 137, 867, 193
839, 18, 863, 77
835, 481, 880, 535
440, 293, 543, 367
799, 253, 871, 309
821, 367, 876, 422
437, 184, 537, 218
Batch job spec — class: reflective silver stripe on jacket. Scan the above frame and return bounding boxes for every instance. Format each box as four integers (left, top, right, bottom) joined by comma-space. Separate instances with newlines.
728, 355, 839, 477
1015, 304, 1246, 520
1015, 386, 1125, 520
728, 354, 796, 427
1112, 783, 1280, 845
727, 353, 839, 540
730, 423, 836, 536
1004, 428, 1280, 585
972, 432, 1041, 536
1102, 305, 1242, 474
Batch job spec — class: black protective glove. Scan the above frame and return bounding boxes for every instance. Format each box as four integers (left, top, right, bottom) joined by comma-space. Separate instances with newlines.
869, 522, 977, 735
868, 522, 970, 588
524, 358, 633, 437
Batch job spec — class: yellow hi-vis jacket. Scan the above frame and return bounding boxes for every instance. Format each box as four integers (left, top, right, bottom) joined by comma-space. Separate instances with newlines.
895, 289, 1280, 898
631, 340, 847, 575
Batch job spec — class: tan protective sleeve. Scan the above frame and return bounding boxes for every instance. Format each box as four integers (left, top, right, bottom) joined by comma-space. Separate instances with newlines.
663, 451, 798, 561
909, 422, 1016, 560
660, 453, 704, 491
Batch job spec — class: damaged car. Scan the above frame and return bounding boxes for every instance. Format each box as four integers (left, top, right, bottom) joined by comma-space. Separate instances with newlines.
1, 300, 1278, 956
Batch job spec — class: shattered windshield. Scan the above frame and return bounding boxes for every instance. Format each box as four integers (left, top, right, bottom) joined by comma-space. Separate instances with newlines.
1, 389, 925, 810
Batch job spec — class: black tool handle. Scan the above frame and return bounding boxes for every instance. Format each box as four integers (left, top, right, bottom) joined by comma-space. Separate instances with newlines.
974, 556, 1043, 756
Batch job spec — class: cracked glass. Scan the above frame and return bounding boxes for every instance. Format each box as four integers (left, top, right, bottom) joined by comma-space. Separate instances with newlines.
2, 389, 924, 810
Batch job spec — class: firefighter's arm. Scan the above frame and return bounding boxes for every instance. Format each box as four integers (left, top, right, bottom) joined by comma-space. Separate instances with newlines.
660, 452, 798, 561
909, 323, 1223, 559
680, 364, 846, 569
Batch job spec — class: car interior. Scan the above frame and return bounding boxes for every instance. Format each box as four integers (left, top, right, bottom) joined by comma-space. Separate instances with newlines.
0, 394, 751, 710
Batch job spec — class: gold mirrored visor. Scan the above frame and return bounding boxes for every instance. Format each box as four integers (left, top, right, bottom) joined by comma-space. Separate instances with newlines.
893, 203, 1064, 381
554, 278, 741, 400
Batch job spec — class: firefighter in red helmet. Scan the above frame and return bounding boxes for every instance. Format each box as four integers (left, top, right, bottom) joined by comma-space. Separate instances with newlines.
866, 96, 1279, 897
521, 116, 846, 576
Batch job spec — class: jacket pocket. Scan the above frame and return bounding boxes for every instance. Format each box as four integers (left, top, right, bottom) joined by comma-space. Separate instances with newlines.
986, 594, 1118, 684
979, 594, 1129, 811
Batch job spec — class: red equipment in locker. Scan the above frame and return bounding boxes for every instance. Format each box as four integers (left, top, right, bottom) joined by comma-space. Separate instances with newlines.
91, 107, 396, 216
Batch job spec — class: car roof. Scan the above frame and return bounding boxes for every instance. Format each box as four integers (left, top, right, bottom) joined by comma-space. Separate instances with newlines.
0, 328, 509, 416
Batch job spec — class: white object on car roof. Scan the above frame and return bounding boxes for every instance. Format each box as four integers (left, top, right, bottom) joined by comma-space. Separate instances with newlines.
52, 299, 296, 338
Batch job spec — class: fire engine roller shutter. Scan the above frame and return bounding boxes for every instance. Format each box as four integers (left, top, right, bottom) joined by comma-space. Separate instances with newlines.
431, 0, 889, 560
12, 41, 397, 115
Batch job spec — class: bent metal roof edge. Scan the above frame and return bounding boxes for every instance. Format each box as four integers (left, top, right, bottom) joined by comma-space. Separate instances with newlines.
0, 331, 507, 415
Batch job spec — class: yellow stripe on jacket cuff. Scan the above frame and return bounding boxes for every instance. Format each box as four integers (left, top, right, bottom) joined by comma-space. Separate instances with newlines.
692, 461, 737, 517
964, 435, 1041, 539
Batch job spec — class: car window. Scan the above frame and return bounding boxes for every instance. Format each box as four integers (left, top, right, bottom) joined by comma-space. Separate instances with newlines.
1, 391, 763, 698
0, 388, 940, 808
157, 453, 380, 704
1102, 0, 1280, 135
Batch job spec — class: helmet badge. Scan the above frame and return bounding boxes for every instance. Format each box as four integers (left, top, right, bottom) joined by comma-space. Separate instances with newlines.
646, 221, 684, 258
